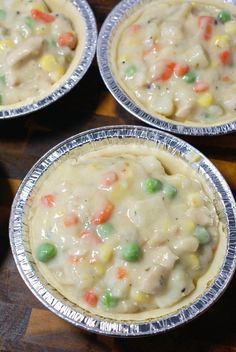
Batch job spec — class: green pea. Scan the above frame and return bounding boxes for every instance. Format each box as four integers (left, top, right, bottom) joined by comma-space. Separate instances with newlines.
47, 36, 57, 47
183, 71, 196, 83
217, 10, 231, 23
125, 65, 137, 78
143, 177, 162, 193
101, 291, 118, 309
163, 183, 177, 199
121, 242, 141, 262
25, 16, 35, 30
0, 9, 6, 21
194, 225, 211, 245
97, 222, 114, 239
36, 242, 57, 263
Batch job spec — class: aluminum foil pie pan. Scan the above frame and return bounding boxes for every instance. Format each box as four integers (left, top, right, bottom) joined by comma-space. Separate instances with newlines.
97, 0, 236, 136
0, 0, 97, 119
9, 125, 236, 336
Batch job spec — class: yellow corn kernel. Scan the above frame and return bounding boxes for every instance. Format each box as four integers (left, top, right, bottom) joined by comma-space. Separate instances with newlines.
187, 193, 202, 208
98, 244, 113, 264
185, 254, 200, 271
197, 93, 213, 107
213, 35, 229, 48
184, 219, 196, 233
39, 54, 65, 81
110, 182, 127, 201
50, 65, 65, 81
39, 54, 58, 72
0, 39, 14, 51
132, 291, 150, 304
224, 20, 236, 35
92, 262, 105, 277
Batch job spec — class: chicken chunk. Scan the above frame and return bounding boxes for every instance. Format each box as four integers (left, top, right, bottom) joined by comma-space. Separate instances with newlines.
7, 36, 43, 67
139, 265, 167, 294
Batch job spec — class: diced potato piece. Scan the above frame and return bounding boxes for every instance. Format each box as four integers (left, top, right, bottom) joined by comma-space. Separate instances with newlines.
224, 20, 236, 35
149, 91, 174, 116
186, 206, 213, 226
78, 272, 94, 290
141, 156, 165, 174
111, 278, 130, 299
160, 21, 183, 44
184, 44, 209, 68
170, 236, 199, 255
127, 197, 164, 228
208, 105, 224, 117
153, 246, 178, 270
155, 265, 194, 308
222, 90, 236, 110
174, 85, 195, 119
143, 22, 159, 42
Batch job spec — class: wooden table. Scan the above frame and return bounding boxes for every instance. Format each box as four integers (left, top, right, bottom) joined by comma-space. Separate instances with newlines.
0, 1, 236, 351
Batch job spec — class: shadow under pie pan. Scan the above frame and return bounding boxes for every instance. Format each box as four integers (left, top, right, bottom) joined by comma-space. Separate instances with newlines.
97, 0, 236, 135
0, 0, 97, 119
9, 126, 236, 336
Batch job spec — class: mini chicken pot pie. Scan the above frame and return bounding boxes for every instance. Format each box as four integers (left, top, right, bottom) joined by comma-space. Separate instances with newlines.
22, 134, 228, 322
10, 127, 236, 333
0, 0, 96, 117
102, 0, 236, 131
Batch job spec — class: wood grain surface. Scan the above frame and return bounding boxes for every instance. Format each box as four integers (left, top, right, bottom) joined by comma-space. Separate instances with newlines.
0, 1, 236, 351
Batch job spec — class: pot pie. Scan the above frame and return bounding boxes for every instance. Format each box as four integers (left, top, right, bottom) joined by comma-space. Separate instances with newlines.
0, 0, 85, 106
28, 144, 226, 319
110, 0, 236, 126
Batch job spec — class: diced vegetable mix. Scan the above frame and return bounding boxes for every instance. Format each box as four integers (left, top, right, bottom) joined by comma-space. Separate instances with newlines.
32, 146, 220, 314
113, 1, 236, 124
0, 1, 78, 105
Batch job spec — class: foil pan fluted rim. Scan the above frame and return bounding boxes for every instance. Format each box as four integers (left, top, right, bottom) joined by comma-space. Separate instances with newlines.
9, 125, 236, 336
0, 0, 97, 120
96, 0, 236, 136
